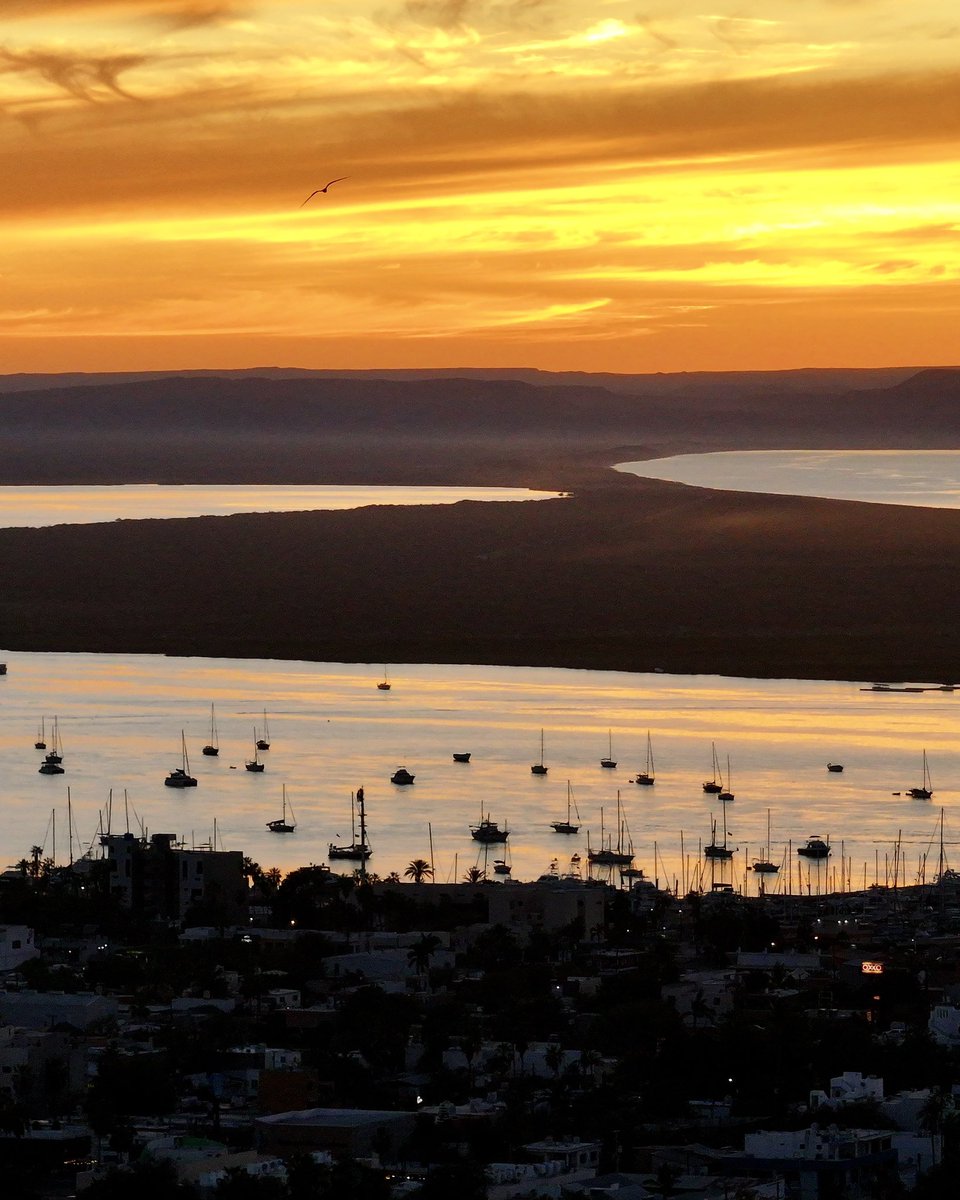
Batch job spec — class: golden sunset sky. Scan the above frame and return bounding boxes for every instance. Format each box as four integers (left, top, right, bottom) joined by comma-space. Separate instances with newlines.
2, 1, 959, 373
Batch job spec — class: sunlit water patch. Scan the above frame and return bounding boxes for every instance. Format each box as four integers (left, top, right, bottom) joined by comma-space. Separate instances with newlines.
0, 484, 559, 528
0, 653, 955, 896
617, 450, 960, 509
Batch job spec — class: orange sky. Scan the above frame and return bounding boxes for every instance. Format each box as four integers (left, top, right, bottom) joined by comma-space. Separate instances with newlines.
2, 1, 959, 373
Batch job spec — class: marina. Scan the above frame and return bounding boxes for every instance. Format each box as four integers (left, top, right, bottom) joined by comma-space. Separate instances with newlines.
1, 650, 957, 893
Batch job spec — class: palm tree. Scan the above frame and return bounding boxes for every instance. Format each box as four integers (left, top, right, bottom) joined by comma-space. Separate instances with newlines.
407, 933, 442, 976
463, 866, 486, 883
29, 846, 43, 880
404, 858, 433, 883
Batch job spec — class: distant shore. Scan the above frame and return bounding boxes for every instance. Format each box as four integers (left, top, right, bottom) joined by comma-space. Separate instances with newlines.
3, 368, 960, 683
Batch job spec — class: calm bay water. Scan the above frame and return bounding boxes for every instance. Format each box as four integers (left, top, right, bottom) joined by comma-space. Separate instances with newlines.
0, 652, 953, 894
0, 484, 557, 528
617, 450, 960, 509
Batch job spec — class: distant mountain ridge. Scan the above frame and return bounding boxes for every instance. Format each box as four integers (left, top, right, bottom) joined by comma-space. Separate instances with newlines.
0, 363, 932, 399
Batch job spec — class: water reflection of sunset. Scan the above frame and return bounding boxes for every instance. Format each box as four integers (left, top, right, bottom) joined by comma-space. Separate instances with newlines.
1, 652, 954, 895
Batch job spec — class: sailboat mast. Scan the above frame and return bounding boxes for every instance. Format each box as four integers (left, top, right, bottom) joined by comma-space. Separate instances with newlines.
357, 788, 367, 879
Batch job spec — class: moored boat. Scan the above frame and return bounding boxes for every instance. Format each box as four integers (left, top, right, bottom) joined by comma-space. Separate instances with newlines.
34, 717, 47, 751
635, 731, 655, 785
531, 728, 548, 775
797, 835, 830, 859
471, 815, 509, 844
266, 785, 296, 833
906, 749, 933, 799
256, 710, 271, 750
329, 787, 371, 860
453, 752, 471, 763
551, 781, 581, 835
391, 766, 415, 785
827, 762, 844, 773
600, 729, 617, 769
704, 809, 735, 860
245, 729, 266, 772
202, 703, 220, 757
703, 742, 722, 794
165, 731, 198, 788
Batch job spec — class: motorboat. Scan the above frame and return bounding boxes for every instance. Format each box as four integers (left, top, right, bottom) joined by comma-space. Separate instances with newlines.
797, 836, 830, 859
391, 766, 415, 785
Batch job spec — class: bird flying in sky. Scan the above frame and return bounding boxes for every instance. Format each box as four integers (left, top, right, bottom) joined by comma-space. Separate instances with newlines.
300, 177, 349, 206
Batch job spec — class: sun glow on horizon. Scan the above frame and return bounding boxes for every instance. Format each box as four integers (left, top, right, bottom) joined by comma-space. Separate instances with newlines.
2, 1, 959, 372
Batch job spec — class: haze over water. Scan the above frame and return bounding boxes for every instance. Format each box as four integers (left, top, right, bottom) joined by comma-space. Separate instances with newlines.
0, 652, 954, 895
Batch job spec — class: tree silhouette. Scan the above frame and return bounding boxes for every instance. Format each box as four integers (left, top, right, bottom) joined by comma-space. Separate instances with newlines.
404, 859, 433, 884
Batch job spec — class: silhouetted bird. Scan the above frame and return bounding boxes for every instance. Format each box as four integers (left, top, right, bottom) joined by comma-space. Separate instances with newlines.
300, 177, 349, 206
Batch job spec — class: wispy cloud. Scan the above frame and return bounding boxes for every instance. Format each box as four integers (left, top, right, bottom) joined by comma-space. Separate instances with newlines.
0, 46, 147, 100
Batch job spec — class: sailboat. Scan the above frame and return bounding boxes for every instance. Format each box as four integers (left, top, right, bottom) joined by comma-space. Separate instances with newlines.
719, 755, 735, 803
329, 787, 372, 860
635, 732, 655, 786
34, 717, 47, 750
751, 809, 779, 874
164, 731, 198, 788
492, 845, 512, 876
587, 793, 634, 866
531, 728, 548, 775
702, 742, 723, 793
39, 719, 65, 773
377, 666, 392, 691
202, 703, 219, 757
703, 808, 735, 859
907, 749, 933, 799
551, 781, 581, 835
600, 730, 617, 769
266, 785, 296, 833
256, 710, 271, 750
45, 717, 63, 764
245, 728, 266, 772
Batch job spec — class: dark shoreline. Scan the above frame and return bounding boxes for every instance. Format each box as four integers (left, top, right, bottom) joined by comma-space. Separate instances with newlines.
3, 467, 960, 684
4, 366, 960, 683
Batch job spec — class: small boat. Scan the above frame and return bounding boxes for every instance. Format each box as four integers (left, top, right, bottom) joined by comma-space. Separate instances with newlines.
635, 731, 655, 786
453, 752, 471, 763
245, 729, 266, 773
719, 755, 735, 803
471, 816, 509, 844
797, 835, 830, 859
256, 710, 271, 750
34, 717, 47, 751
531, 728, 548, 775
377, 666, 391, 691
751, 809, 779, 874
266, 785, 296, 833
329, 787, 372, 860
165, 731, 198, 788
202, 703, 220, 757
587, 794, 634, 866
551, 780, 581, 835
600, 729, 617, 769
702, 742, 722, 794
391, 766, 415, 785
38, 759, 65, 776
703, 809, 735, 860
827, 762, 844, 773
492, 846, 512, 876
0, 663, 5, 674
906, 749, 933, 799
45, 717, 63, 764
